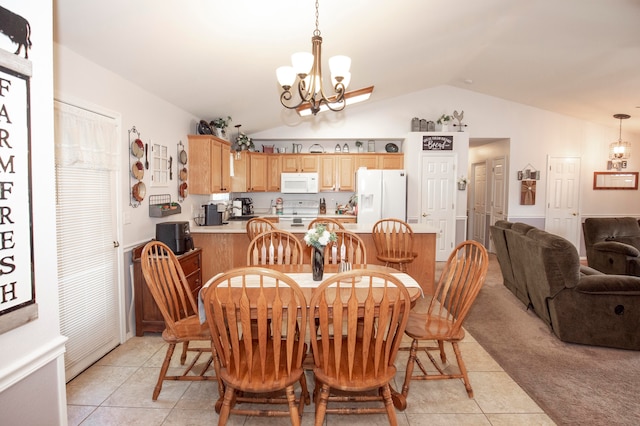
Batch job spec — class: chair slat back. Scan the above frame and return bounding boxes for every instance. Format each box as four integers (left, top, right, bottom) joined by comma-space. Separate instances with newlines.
247, 230, 304, 265
428, 240, 489, 334
308, 218, 345, 232
203, 267, 307, 385
140, 241, 198, 335
309, 270, 410, 382
325, 230, 367, 264
372, 218, 414, 259
246, 217, 276, 241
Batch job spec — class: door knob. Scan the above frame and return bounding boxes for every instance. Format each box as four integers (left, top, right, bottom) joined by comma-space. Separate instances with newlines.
113, 241, 120, 248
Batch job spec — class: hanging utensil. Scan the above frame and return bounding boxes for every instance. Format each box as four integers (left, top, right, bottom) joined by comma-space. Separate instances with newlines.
144, 143, 149, 169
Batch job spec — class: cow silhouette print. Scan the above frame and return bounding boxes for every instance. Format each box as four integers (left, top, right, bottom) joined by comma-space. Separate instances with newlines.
0, 6, 32, 59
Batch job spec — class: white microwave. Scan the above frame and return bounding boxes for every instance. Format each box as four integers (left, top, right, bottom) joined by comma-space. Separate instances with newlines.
280, 172, 319, 194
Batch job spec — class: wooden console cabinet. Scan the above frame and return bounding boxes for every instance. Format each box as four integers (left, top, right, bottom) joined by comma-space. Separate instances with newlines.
132, 244, 202, 336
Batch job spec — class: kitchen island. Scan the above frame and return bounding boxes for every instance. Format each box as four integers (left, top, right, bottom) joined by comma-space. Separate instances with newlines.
191, 220, 438, 295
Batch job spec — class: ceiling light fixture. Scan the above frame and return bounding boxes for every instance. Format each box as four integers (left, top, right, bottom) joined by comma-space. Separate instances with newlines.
609, 113, 631, 169
276, 0, 373, 116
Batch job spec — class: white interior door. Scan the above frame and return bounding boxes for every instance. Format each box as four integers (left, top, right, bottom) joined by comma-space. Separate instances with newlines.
545, 156, 581, 248
471, 162, 487, 245
55, 100, 123, 381
488, 156, 507, 252
420, 154, 456, 261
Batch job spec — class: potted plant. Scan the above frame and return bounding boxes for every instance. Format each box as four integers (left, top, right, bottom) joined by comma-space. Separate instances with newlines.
211, 116, 232, 139
437, 114, 452, 131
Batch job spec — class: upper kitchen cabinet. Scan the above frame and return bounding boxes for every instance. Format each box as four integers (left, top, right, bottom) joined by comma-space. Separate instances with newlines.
281, 154, 319, 173
354, 154, 378, 169
378, 153, 404, 169
267, 155, 282, 192
248, 153, 268, 192
188, 135, 231, 194
320, 155, 356, 192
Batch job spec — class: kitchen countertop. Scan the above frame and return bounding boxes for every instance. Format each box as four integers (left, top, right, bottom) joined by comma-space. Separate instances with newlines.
190, 218, 439, 234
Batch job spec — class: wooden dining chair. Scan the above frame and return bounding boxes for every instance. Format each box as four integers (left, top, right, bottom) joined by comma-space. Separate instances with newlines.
140, 241, 217, 401
247, 230, 304, 266
307, 217, 345, 232
309, 270, 411, 425
324, 229, 367, 265
246, 217, 276, 241
372, 218, 418, 272
400, 240, 488, 401
202, 267, 310, 425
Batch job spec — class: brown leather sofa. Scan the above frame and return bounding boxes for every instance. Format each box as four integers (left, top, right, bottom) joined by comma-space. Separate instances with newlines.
583, 217, 640, 276
490, 220, 640, 350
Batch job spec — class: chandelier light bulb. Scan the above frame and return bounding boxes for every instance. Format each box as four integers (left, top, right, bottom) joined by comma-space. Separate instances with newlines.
329, 55, 351, 77
276, 66, 296, 88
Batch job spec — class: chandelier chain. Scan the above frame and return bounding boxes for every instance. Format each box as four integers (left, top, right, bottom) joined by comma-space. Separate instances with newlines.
314, 0, 321, 37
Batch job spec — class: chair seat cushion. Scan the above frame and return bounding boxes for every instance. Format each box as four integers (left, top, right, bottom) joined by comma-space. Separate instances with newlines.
220, 339, 306, 392
404, 312, 465, 342
313, 337, 397, 391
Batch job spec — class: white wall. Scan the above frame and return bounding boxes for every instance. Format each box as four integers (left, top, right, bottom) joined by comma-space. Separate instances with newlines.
54, 44, 207, 250
253, 85, 640, 220
0, 2, 68, 424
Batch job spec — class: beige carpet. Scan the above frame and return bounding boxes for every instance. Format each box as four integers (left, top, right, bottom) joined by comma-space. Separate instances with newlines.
463, 254, 640, 426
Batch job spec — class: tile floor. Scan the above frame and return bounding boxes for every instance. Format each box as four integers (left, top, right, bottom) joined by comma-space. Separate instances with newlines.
67, 300, 556, 425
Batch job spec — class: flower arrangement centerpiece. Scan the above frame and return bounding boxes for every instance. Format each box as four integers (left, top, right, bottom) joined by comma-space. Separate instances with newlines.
236, 133, 254, 151
304, 224, 337, 281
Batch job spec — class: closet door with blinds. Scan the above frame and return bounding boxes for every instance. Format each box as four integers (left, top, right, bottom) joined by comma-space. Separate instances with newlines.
54, 101, 122, 381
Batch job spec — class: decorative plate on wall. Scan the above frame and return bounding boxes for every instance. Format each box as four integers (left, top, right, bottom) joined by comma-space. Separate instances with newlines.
385, 143, 399, 152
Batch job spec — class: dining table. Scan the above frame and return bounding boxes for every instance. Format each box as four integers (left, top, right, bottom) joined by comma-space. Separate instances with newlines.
199, 263, 423, 317
198, 263, 424, 410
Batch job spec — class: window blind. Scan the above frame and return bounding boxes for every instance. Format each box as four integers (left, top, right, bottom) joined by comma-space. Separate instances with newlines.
54, 101, 120, 381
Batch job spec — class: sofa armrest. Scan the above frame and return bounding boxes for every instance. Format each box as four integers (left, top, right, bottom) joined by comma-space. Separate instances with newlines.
579, 265, 603, 276
592, 241, 640, 257
577, 274, 640, 295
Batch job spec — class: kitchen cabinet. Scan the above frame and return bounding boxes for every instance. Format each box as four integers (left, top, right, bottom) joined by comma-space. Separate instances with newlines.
281, 154, 319, 172
132, 245, 202, 335
188, 135, 231, 194
354, 154, 378, 169
247, 152, 268, 192
267, 155, 282, 192
230, 150, 248, 192
231, 152, 276, 192
320, 154, 356, 192
378, 153, 404, 169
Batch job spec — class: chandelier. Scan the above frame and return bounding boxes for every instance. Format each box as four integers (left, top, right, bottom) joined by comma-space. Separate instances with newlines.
276, 0, 373, 116
609, 113, 631, 169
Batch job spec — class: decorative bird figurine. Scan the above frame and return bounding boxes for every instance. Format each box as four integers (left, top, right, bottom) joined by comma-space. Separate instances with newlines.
453, 110, 467, 131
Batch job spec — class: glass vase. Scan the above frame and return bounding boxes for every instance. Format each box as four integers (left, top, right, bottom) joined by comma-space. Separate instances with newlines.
312, 246, 325, 281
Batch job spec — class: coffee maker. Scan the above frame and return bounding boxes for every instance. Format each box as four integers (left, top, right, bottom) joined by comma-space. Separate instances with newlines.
234, 197, 254, 216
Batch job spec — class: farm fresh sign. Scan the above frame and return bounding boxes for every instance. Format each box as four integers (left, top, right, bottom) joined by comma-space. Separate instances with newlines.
0, 48, 36, 332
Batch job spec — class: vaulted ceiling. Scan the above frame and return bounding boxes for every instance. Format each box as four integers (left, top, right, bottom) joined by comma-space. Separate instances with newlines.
53, 0, 640, 135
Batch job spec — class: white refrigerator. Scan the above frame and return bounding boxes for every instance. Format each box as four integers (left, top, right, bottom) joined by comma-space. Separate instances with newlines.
356, 169, 407, 224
